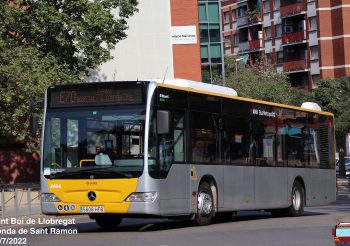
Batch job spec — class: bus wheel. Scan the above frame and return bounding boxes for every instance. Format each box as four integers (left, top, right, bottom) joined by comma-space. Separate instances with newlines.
286, 181, 304, 217
92, 214, 122, 229
194, 182, 215, 226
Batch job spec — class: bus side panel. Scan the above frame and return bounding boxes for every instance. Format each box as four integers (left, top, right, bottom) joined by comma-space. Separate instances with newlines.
189, 164, 224, 210
254, 167, 288, 210
158, 164, 191, 216
223, 166, 254, 210
307, 169, 336, 206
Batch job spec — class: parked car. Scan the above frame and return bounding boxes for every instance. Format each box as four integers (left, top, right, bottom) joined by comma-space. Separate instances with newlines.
336, 157, 350, 178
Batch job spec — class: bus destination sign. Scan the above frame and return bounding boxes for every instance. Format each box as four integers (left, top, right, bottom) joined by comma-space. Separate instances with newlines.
50, 86, 143, 108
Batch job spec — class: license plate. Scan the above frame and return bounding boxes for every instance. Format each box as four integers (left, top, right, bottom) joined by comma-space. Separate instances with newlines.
80, 206, 104, 213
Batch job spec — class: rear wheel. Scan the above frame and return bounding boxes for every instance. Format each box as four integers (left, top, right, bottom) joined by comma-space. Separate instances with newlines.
279, 181, 304, 217
91, 214, 122, 229
193, 182, 215, 226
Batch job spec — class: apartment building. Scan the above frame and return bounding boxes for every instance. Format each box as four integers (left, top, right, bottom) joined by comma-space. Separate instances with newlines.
91, 0, 224, 83
222, 0, 350, 90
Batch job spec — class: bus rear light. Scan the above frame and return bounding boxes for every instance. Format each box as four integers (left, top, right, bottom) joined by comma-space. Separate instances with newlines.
126, 192, 157, 202
42, 193, 61, 202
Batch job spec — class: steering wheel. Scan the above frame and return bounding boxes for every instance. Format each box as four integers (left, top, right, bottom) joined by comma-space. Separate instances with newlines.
50, 162, 62, 167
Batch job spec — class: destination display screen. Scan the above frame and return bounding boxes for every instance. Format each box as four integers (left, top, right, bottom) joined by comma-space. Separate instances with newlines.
49, 84, 144, 108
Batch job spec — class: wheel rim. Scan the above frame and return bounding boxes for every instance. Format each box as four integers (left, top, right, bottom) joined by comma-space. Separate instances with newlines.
292, 187, 301, 211
198, 190, 213, 216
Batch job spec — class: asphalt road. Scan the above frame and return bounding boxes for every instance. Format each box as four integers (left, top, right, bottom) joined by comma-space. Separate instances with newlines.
6, 199, 350, 246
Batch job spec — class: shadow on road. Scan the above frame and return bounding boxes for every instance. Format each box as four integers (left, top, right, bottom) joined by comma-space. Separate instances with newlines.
38, 199, 350, 235
56, 209, 328, 234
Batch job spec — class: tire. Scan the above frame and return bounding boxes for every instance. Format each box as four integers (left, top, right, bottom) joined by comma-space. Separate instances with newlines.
193, 182, 215, 226
281, 181, 305, 217
92, 214, 122, 229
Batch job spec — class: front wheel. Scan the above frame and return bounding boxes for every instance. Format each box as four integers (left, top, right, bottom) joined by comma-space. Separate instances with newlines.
91, 214, 122, 229
193, 182, 215, 226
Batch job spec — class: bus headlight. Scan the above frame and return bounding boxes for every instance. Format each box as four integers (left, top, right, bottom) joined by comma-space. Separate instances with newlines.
126, 192, 157, 202
42, 193, 61, 202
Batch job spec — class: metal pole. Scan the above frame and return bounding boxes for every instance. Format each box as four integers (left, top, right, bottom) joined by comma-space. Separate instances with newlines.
27, 188, 31, 215
1, 189, 5, 218
14, 188, 18, 218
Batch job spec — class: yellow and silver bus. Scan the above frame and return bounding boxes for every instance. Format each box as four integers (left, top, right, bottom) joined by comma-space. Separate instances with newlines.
41, 79, 336, 228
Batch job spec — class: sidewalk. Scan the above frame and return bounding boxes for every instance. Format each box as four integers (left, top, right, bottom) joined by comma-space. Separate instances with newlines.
337, 178, 350, 200
0, 188, 41, 219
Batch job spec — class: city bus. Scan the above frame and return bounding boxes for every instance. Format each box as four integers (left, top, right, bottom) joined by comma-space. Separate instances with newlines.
40, 79, 336, 228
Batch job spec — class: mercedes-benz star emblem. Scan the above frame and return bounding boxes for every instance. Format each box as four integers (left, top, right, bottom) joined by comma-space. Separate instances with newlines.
88, 191, 96, 201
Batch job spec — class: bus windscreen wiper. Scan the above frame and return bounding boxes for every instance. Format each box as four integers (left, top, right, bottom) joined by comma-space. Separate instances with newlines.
49, 167, 132, 179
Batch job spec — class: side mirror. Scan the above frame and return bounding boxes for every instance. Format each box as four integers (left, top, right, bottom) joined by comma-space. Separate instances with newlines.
30, 114, 39, 135
157, 110, 170, 134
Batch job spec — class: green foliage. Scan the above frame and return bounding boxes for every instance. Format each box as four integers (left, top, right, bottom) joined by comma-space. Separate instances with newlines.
223, 55, 313, 106
0, 0, 138, 149
247, 8, 259, 23
314, 77, 350, 142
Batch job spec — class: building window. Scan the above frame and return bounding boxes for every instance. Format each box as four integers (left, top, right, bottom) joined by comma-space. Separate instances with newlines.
265, 26, 272, 39
201, 65, 211, 83
277, 51, 283, 64
312, 75, 320, 85
224, 36, 231, 48
233, 9, 237, 20
264, 0, 270, 14
198, 0, 223, 83
210, 44, 222, 63
208, 3, 220, 23
266, 53, 272, 64
199, 4, 207, 22
209, 24, 221, 42
201, 45, 209, 63
275, 24, 282, 38
200, 24, 209, 43
237, 6, 247, 18
211, 63, 222, 79
310, 46, 319, 60
234, 34, 239, 47
275, 0, 280, 9
309, 17, 317, 31
224, 11, 230, 24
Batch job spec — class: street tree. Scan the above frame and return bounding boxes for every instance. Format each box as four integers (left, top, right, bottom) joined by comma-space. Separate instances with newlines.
223, 55, 313, 106
0, 0, 138, 148
313, 76, 350, 147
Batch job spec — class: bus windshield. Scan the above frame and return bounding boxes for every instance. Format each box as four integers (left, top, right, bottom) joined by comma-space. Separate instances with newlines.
42, 107, 145, 179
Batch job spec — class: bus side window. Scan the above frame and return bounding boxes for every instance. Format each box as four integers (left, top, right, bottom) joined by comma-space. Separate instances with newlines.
158, 110, 185, 172
191, 112, 220, 164
222, 116, 250, 165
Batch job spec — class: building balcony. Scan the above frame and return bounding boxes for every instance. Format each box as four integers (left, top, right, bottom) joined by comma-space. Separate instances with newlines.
249, 39, 262, 50
283, 59, 308, 72
238, 41, 249, 52
280, 3, 306, 17
237, 16, 248, 26
281, 31, 305, 44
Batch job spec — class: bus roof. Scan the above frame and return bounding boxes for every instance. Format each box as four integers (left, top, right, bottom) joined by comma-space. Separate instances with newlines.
150, 79, 334, 117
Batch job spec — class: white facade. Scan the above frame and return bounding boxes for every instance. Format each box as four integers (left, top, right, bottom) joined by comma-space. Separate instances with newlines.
88, 0, 174, 82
